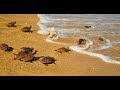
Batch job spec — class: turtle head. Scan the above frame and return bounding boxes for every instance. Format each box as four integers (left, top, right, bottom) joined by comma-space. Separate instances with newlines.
31, 47, 34, 50
32, 50, 38, 55
29, 25, 32, 29
8, 47, 13, 52
66, 47, 69, 49
13, 21, 16, 24
55, 48, 58, 51
66, 47, 71, 51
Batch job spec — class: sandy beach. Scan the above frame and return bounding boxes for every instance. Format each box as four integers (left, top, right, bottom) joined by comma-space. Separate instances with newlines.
0, 14, 120, 76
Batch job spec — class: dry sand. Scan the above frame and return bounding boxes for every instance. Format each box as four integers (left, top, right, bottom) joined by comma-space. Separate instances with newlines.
0, 14, 120, 76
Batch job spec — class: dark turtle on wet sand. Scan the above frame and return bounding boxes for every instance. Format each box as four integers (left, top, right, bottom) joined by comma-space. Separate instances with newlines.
0, 43, 13, 52
78, 39, 86, 45
84, 25, 92, 28
13, 50, 37, 62
55, 47, 71, 53
40, 56, 56, 66
7, 21, 16, 27
21, 47, 34, 53
98, 37, 104, 41
21, 25, 32, 32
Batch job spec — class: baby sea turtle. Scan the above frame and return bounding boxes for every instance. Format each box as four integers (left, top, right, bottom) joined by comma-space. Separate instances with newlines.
55, 47, 71, 53
22, 53, 35, 62
21, 47, 34, 53
84, 25, 92, 28
14, 51, 28, 60
98, 37, 104, 41
40, 56, 56, 66
0, 43, 13, 52
7, 21, 16, 27
14, 50, 36, 62
78, 39, 86, 45
21, 25, 32, 32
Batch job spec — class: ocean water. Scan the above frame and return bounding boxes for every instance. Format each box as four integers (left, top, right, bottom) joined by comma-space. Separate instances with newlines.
37, 14, 120, 64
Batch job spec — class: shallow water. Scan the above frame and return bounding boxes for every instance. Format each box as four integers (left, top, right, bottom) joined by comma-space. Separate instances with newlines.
37, 14, 120, 64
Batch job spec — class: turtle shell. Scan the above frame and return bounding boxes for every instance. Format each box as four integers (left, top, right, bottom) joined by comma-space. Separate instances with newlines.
14, 51, 34, 62
21, 26, 32, 32
21, 47, 34, 53
14, 51, 27, 60
55, 47, 70, 53
41, 56, 56, 64
84, 25, 92, 28
7, 22, 16, 27
78, 39, 86, 45
22, 53, 35, 62
0, 44, 13, 52
98, 37, 104, 41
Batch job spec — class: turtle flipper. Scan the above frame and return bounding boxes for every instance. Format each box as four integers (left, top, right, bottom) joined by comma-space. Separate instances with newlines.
13, 53, 17, 55
32, 50, 38, 55
30, 30, 33, 33
45, 64, 48, 66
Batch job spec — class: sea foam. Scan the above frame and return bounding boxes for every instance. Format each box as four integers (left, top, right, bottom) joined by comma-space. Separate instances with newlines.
69, 46, 120, 64
46, 38, 73, 45
38, 30, 49, 35
99, 39, 112, 50
93, 39, 113, 50
37, 14, 120, 64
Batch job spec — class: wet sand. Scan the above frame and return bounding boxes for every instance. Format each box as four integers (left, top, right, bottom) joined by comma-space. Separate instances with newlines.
0, 14, 120, 76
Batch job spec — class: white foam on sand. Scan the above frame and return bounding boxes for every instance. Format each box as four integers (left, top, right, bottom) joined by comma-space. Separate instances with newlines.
99, 39, 112, 50
52, 18, 70, 21
45, 36, 94, 49
75, 40, 93, 50
94, 39, 113, 50
69, 45, 120, 64
37, 20, 50, 35
46, 38, 73, 45
37, 23, 50, 35
37, 14, 49, 20
37, 30, 49, 35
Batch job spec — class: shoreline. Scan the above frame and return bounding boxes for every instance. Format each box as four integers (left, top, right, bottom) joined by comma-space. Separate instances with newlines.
37, 14, 120, 65
0, 14, 120, 76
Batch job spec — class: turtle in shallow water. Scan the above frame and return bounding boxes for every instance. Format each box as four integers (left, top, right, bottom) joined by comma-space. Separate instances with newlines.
21, 25, 32, 32
0, 43, 13, 52
40, 56, 56, 66
13, 50, 38, 62
98, 37, 104, 41
21, 47, 34, 53
84, 25, 92, 28
55, 47, 71, 53
77, 39, 86, 45
7, 21, 16, 27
